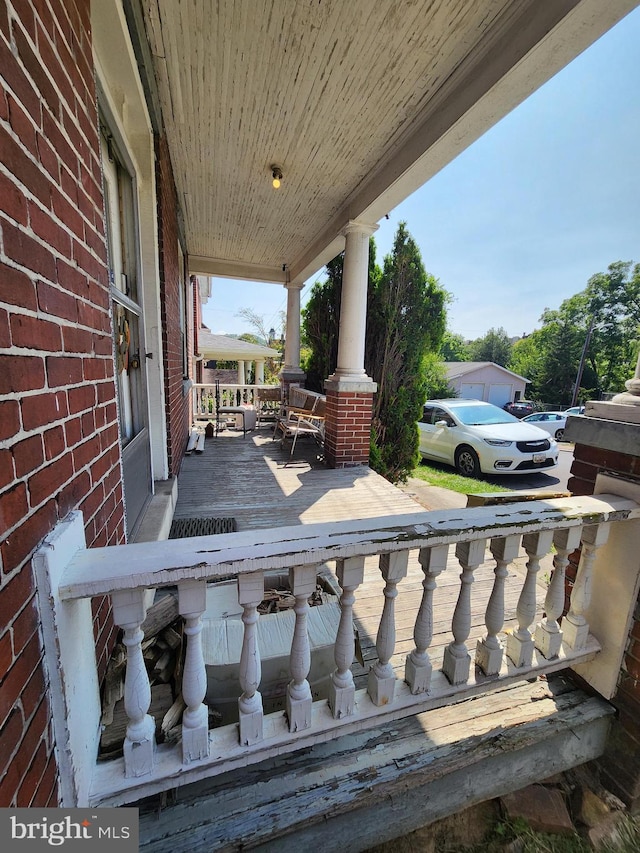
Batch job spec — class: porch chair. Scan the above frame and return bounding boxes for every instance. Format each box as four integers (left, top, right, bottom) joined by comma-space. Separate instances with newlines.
276, 397, 326, 456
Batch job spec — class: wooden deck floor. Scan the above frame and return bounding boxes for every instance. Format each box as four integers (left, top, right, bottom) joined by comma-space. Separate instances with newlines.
174, 423, 422, 529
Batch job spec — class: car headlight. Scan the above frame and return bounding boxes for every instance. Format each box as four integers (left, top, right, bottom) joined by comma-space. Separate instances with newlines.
483, 439, 513, 447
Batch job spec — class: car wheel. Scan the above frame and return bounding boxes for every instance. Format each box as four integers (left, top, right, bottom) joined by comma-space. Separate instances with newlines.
555, 428, 564, 441
455, 446, 481, 478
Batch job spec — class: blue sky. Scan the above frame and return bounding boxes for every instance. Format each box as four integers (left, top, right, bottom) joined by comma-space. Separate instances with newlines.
202, 7, 640, 342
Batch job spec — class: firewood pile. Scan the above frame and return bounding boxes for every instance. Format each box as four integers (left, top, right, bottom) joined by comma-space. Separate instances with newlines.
99, 580, 335, 758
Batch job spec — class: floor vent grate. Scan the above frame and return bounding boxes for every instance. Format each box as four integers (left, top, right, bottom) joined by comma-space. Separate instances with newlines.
169, 517, 237, 538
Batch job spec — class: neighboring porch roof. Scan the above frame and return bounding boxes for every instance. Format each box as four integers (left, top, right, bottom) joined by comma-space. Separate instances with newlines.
198, 329, 280, 361
132, 0, 638, 285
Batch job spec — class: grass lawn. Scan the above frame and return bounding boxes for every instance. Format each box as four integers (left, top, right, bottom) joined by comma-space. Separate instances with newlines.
411, 460, 509, 496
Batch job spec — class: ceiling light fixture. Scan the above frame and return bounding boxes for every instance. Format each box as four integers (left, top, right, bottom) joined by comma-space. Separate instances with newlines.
271, 165, 283, 189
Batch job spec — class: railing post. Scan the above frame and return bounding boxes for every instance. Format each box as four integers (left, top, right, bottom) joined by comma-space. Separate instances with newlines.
564, 524, 610, 650
286, 564, 317, 732
368, 550, 409, 706
405, 545, 448, 694
443, 539, 486, 685
238, 571, 264, 745
179, 580, 209, 763
535, 526, 582, 658
506, 530, 553, 667
476, 535, 520, 676
111, 589, 156, 778
329, 556, 365, 719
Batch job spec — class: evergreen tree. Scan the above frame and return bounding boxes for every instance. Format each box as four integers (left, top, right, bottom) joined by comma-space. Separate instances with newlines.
366, 223, 446, 482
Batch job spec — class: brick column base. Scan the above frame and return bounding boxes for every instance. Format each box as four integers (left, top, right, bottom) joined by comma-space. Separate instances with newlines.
324, 386, 374, 469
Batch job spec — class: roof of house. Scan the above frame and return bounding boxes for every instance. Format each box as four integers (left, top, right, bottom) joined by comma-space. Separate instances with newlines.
444, 361, 529, 383
198, 329, 280, 360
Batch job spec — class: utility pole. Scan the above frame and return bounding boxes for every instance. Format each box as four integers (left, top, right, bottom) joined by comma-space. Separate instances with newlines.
571, 316, 595, 407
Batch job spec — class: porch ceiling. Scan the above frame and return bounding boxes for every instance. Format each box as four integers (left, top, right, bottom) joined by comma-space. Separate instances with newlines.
140, 0, 637, 285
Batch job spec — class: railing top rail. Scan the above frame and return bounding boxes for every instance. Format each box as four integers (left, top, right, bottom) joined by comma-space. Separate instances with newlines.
193, 383, 277, 389
59, 493, 639, 601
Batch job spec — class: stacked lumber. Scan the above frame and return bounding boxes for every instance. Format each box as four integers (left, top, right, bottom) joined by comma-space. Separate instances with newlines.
99, 593, 186, 760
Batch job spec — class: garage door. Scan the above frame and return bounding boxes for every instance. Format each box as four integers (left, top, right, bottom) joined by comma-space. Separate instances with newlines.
488, 384, 512, 407
460, 383, 484, 400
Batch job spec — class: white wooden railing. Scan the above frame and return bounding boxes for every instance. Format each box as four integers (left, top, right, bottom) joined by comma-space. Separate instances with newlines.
34, 483, 640, 808
193, 383, 281, 419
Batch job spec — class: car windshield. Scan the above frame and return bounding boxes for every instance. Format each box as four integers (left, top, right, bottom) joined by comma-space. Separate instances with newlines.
451, 404, 519, 426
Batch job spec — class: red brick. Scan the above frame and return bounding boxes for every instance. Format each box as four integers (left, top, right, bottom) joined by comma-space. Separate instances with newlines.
12, 21, 61, 118
0, 307, 9, 347
29, 203, 72, 257
0, 170, 29, 225
46, 355, 83, 387
0, 708, 25, 778
0, 400, 21, 442
12, 598, 38, 658
0, 354, 45, 394
55, 256, 89, 299
57, 469, 91, 517
12, 435, 44, 478
63, 416, 82, 447
0, 501, 58, 572
8, 94, 37, 156
51, 186, 84, 240
0, 262, 37, 310
42, 425, 65, 461
0, 632, 41, 728
42, 112, 76, 178
36, 132, 59, 182
0, 39, 40, 129
1, 218, 57, 281
21, 390, 68, 431
67, 384, 96, 415
63, 324, 92, 353
83, 356, 107, 381
36, 281, 78, 323
80, 409, 95, 437
16, 740, 47, 806
10, 314, 62, 352
0, 482, 29, 532
28, 454, 74, 505
73, 435, 100, 469
0, 449, 14, 490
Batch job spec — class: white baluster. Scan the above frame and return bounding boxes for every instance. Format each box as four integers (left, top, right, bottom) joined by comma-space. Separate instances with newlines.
564, 524, 610, 650
368, 551, 409, 706
238, 571, 264, 745
476, 535, 520, 676
506, 530, 553, 667
443, 539, 486, 685
179, 580, 209, 763
405, 544, 448, 694
535, 526, 582, 658
286, 564, 317, 732
111, 589, 155, 778
328, 556, 365, 719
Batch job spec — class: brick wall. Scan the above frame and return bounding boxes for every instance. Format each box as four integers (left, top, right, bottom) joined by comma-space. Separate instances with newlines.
324, 389, 373, 468
567, 430, 640, 810
157, 134, 190, 477
0, 0, 123, 806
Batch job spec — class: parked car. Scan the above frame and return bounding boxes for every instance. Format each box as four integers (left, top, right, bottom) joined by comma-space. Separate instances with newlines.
418, 399, 558, 477
522, 411, 568, 441
564, 406, 585, 416
503, 400, 535, 418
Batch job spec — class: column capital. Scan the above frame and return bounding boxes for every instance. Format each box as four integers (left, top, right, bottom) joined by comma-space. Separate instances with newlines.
342, 219, 379, 239
283, 280, 304, 292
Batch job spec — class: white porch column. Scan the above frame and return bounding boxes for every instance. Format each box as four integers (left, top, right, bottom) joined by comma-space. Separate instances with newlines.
324, 220, 378, 468
282, 281, 305, 380
237, 360, 246, 385
255, 359, 265, 384
329, 220, 378, 383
